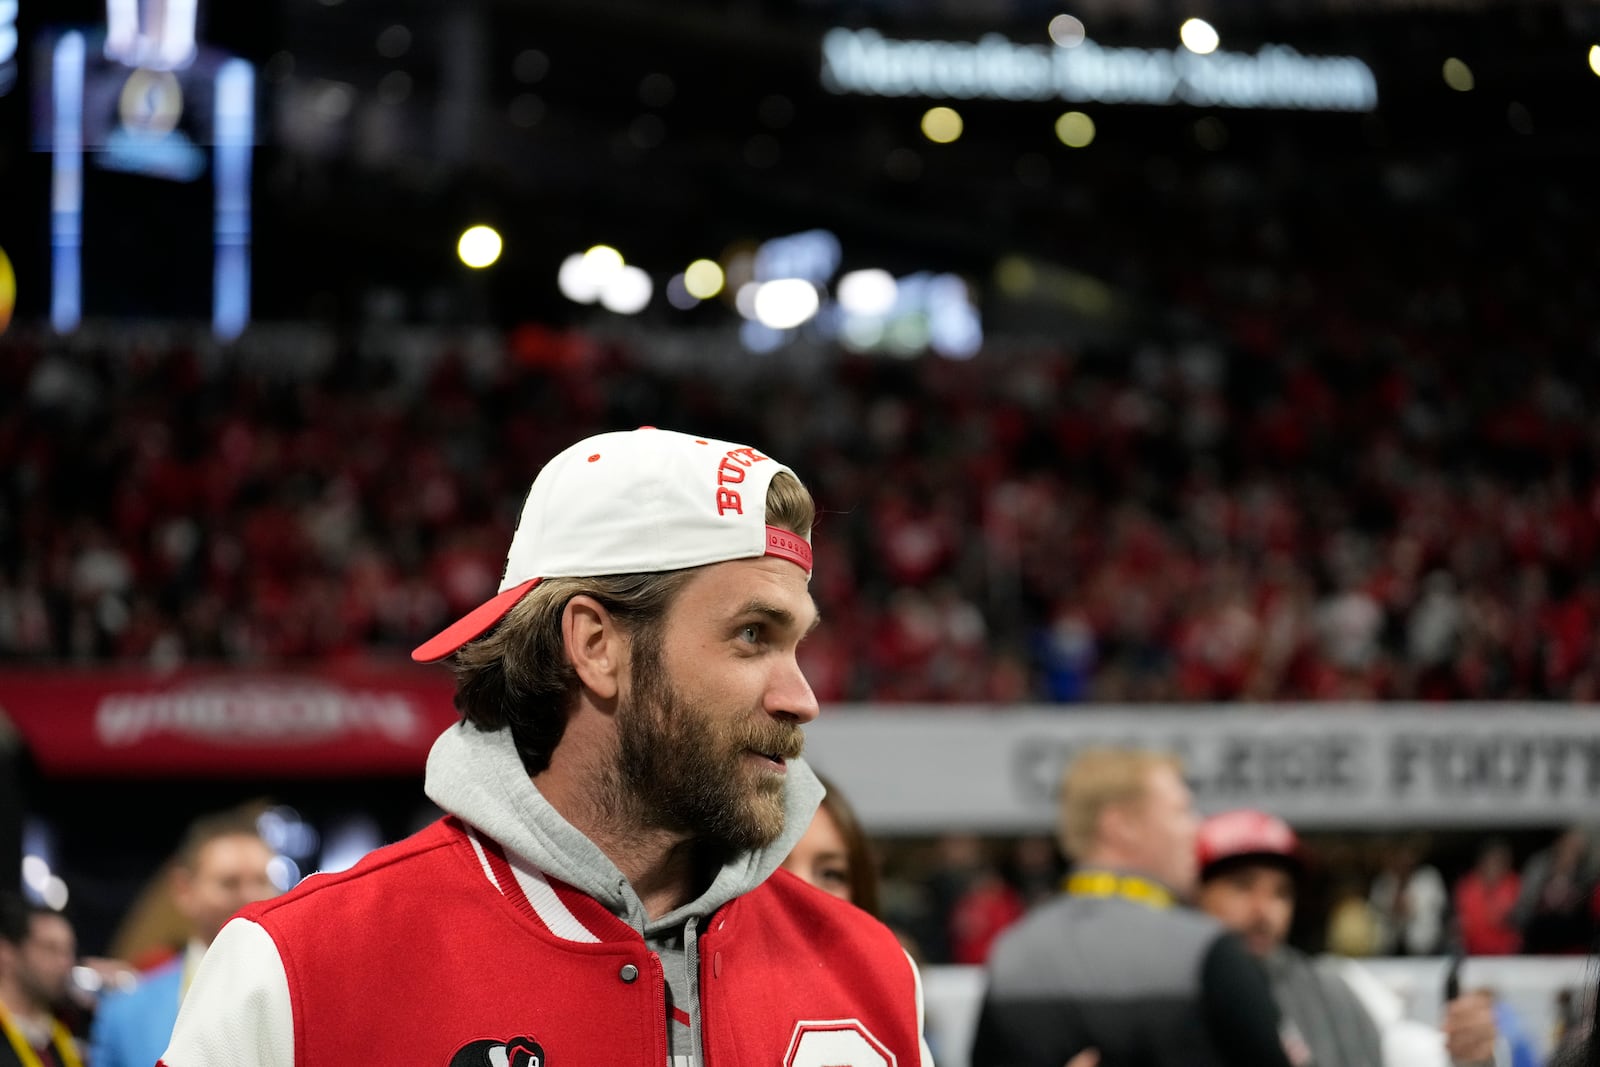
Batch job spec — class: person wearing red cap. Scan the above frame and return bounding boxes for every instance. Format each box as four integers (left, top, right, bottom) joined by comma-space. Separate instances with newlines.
158, 427, 933, 1067
1195, 809, 1503, 1067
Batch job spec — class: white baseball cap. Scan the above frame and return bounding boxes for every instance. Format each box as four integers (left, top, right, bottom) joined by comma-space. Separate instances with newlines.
411, 426, 813, 662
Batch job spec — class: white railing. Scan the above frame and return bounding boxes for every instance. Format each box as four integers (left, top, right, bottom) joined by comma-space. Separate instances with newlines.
922, 956, 1592, 1067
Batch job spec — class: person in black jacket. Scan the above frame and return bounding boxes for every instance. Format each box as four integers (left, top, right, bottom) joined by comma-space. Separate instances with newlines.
1194, 808, 1502, 1067
970, 747, 1293, 1067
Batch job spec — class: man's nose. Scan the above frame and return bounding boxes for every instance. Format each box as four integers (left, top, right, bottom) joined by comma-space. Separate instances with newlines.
766, 655, 820, 724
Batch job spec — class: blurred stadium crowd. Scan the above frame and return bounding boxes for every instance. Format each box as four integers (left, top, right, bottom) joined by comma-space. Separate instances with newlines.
3, 156, 1596, 703
883, 824, 1600, 968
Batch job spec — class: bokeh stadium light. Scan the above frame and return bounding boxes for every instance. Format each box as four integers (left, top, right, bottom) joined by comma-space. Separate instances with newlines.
457, 225, 503, 269
1179, 18, 1219, 55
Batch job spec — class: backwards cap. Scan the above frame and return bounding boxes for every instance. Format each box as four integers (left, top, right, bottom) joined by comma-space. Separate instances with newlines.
411, 427, 813, 663
1196, 809, 1304, 882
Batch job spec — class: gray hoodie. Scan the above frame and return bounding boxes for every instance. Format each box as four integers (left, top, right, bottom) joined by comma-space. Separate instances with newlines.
424, 722, 826, 1066
1263, 945, 1383, 1067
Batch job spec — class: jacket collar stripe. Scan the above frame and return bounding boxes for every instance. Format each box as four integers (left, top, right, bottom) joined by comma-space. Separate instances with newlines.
546, 875, 642, 943
465, 826, 602, 944
507, 862, 603, 944
475, 832, 533, 920
464, 826, 506, 892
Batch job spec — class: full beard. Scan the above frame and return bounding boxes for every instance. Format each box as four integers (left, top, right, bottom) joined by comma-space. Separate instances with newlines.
612, 635, 805, 854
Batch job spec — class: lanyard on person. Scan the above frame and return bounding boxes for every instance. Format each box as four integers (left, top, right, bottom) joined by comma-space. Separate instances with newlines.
0, 1002, 84, 1067
1064, 870, 1175, 910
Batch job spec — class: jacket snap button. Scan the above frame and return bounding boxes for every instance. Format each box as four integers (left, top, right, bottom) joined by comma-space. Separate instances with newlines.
713, 952, 722, 978
619, 963, 639, 983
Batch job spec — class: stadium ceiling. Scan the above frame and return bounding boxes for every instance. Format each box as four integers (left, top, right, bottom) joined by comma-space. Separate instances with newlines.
256, 0, 1593, 226
8, 0, 1592, 325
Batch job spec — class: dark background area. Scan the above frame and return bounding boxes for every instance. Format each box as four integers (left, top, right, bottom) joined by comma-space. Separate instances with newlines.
3, 0, 1597, 327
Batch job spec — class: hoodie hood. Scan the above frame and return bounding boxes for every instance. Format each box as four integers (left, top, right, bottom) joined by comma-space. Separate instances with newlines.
423, 721, 824, 935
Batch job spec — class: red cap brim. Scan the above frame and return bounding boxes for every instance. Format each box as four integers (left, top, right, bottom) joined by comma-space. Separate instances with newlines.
411, 578, 541, 663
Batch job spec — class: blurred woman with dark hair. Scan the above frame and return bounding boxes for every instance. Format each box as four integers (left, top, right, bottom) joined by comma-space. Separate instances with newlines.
1551, 981, 1598, 1067
781, 771, 880, 916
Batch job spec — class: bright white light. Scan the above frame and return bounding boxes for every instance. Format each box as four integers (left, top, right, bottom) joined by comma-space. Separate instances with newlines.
837, 269, 898, 316
1590, 45, 1600, 78
255, 810, 287, 849
42, 875, 69, 910
456, 225, 503, 269
683, 258, 725, 299
558, 245, 626, 304
50, 31, 85, 335
753, 229, 840, 285
257, 807, 318, 858
266, 855, 301, 891
21, 855, 50, 892
1048, 14, 1085, 48
734, 282, 762, 320
926, 274, 983, 359
209, 58, 250, 351
1179, 18, 1219, 55
558, 254, 598, 303
319, 816, 381, 874
583, 244, 624, 278
753, 278, 820, 330
600, 264, 653, 314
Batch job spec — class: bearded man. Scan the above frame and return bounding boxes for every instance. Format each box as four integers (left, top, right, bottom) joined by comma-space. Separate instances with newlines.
162, 427, 931, 1067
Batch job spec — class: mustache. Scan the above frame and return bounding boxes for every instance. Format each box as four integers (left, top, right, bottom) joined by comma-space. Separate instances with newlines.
733, 723, 806, 760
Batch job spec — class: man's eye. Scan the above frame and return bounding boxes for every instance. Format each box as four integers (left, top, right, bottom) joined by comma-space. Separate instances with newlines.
738, 624, 761, 643
821, 867, 850, 886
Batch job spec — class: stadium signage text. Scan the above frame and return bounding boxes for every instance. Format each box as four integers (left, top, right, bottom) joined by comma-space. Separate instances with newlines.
0, 666, 460, 776
1011, 729, 1600, 807
803, 707, 1600, 832
95, 679, 424, 746
820, 27, 1379, 112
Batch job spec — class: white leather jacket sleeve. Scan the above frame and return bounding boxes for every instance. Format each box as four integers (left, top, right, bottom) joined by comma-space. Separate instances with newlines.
909, 949, 936, 1067
160, 918, 294, 1067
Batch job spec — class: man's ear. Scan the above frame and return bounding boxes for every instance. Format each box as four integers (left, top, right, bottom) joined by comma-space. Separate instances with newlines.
169, 861, 196, 917
563, 594, 624, 702
1099, 802, 1135, 851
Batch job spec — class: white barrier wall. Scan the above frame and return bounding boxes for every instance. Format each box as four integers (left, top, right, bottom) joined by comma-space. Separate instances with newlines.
922, 957, 1593, 1067
804, 706, 1600, 833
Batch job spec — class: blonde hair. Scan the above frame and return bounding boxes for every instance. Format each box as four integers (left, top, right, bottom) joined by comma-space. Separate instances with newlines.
1058, 748, 1184, 860
451, 470, 814, 773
